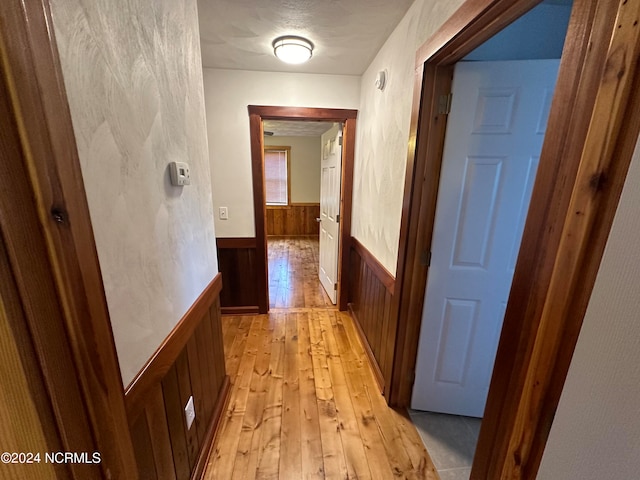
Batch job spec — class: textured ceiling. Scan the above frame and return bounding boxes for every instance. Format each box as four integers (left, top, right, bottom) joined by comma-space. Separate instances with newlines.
263, 120, 334, 137
197, 0, 415, 75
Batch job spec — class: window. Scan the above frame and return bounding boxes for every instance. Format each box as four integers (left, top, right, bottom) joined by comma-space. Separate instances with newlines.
264, 146, 291, 205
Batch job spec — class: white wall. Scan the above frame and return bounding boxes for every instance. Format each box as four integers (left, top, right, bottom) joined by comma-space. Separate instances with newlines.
538, 133, 640, 479
264, 136, 321, 203
203, 69, 359, 237
50, 0, 218, 385
352, 0, 466, 273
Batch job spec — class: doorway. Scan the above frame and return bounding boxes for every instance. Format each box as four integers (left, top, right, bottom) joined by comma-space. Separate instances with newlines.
261, 119, 340, 308
390, 0, 640, 478
247, 106, 358, 313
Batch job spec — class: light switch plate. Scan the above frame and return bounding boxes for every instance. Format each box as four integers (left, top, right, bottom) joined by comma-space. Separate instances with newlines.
184, 396, 195, 430
219, 206, 228, 220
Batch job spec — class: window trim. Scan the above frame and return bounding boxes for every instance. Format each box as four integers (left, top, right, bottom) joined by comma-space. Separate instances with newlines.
264, 145, 291, 206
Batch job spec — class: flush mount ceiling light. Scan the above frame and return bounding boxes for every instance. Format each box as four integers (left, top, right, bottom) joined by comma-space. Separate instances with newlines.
272, 36, 313, 64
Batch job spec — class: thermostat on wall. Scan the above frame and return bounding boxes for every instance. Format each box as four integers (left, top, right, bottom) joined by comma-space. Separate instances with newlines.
169, 161, 191, 186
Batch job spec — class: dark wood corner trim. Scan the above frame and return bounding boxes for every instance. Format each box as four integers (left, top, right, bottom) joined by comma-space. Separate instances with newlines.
216, 237, 257, 249
192, 375, 231, 480
348, 304, 385, 393
338, 118, 356, 311
248, 105, 358, 120
351, 237, 396, 296
220, 306, 260, 315
125, 273, 223, 419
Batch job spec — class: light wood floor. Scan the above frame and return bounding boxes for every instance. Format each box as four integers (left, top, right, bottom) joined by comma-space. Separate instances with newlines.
268, 236, 333, 309
203, 237, 439, 479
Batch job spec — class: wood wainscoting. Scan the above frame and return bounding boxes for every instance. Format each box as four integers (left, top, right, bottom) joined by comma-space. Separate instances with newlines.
216, 238, 260, 315
125, 274, 230, 480
266, 203, 320, 236
347, 237, 396, 395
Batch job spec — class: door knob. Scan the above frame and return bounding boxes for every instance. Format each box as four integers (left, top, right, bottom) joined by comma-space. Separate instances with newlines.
315, 217, 321, 223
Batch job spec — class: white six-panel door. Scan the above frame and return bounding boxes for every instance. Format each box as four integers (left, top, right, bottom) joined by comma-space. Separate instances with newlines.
319, 123, 342, 304
411, 60, 560, 417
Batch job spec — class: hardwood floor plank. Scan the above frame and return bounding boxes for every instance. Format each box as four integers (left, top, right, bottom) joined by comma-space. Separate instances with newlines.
224, 316, 254, 380
331, 312, 397, 480
255, 312, 285, 478
308, 311, 349, 479
205, 317, 263, 479
230, 315, 271, 480
279, 312, 302, 477
318, 311, 372, 479
296, 312, 325, 479
209, 237, 439, 479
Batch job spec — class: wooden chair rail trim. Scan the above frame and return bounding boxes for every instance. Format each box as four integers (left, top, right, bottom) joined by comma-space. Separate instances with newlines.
216, 237, 257, 249
351, 237, 396, 296
125, 273, 223, 421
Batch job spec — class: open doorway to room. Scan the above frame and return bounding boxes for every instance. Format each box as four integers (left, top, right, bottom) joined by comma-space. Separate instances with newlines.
247, 106, 358, 314
387, 0, 640, 478
261, 119, 339, 308
405, 2, 572, 478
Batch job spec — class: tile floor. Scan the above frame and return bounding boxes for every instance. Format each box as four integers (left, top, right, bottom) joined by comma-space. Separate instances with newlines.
409, 410, 481, 480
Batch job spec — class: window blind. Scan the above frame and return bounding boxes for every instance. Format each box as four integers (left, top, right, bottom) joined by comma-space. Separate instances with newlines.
265, 149, 288, 205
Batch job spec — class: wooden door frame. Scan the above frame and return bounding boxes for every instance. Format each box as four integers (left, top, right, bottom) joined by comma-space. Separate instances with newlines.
248, 106, 358, 312
391, 0, 640, 478
0, 1, 138, 478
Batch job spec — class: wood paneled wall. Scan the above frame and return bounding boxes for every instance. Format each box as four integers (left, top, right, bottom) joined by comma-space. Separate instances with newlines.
216, 238, 260, 314
347, 238, 396, 395
266, 203, 320, 236
125, 274, 229, 480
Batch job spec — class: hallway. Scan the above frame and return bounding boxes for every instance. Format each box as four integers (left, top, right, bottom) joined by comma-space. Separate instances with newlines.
204, 237, 439, 479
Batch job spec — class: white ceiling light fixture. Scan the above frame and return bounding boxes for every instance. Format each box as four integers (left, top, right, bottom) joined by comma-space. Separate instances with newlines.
272, 36, 314, 64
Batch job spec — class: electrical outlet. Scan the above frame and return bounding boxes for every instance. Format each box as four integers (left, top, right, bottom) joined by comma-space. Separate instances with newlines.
219, 206, 228, 220
184, 396, 195, 430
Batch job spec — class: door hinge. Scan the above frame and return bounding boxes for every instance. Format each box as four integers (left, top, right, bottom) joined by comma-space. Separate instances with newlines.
438, 93, 452, 115
336, 214, 340, 224
338, 136, 343, 146
334, 283, 338, 291
420, 250, 432, 267
408, 368, 416, 387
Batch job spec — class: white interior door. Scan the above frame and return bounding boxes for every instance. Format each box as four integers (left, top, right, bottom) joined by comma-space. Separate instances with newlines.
411, 60, 560, 417
319, 123, 342, 304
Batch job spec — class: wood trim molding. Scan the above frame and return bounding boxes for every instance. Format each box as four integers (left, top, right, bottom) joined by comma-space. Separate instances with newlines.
1, 2, 138, 477
415, 0, 541, 66
337, 117, 357, 311
125, 273, 223, 421
351, 237, 395, 296
249, 111, 270, 313
248, 106, 358, 313
220, 306, 260, 315
348, 305, 385, 393
248, 105, 358, 120
391, 0, 640, 479
266, 202, 321, 209
216, 237, 257, 249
